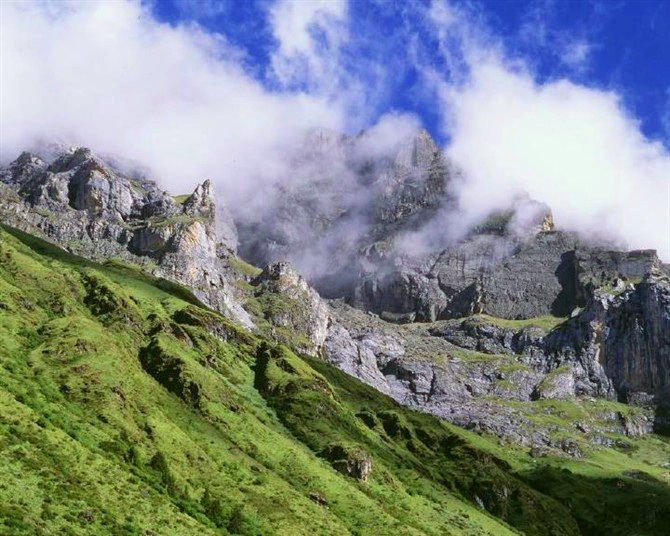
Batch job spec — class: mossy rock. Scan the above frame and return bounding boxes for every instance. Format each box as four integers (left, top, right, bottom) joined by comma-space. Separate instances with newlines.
355, 410, 378, 429
377, 410, 413, 440
139, 336, 202, 407
172, 305, 242, 343
320, 442, 373, 482
81, 272, 140, 326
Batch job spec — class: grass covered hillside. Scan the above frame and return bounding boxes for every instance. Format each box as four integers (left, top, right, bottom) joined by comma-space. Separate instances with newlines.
1, 225, 670, 535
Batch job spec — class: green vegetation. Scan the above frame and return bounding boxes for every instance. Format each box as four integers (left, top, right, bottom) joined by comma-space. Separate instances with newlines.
471, 314, 567, 332
228, 257, 262, 278
173, 194, 190, 205
471, 210, 513, 235
34, 208, 57, 222
597, 276, 644, 296
445, 347, 511, 363
0, 225, 669, 535
147, 214, 210, 228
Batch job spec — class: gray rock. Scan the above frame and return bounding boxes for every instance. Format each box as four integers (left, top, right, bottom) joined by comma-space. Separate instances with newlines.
0, 147, 253, 329
532, 370, 575, 400
253, 262, 330, 356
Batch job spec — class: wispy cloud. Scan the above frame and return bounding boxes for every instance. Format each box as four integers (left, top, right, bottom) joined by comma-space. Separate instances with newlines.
1, 0, 668, 261
423, 0, 670, 259
0, 0, 344, 204
172, 0, 231, 20
559, 39, 591, 71
268, 0, 348, 93
518, 0, 594, 73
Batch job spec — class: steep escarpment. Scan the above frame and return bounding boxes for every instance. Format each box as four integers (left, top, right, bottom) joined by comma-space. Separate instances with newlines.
235, 127, 452, 296
0, 146, 251, 328
224, 128, 670, 447
2, 134, 670, 534
544, 268, 670, 404
0, 226, 626, 536
2, 140, 669, 446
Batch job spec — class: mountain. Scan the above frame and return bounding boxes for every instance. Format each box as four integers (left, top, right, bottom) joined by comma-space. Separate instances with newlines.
1, 139, 670, 535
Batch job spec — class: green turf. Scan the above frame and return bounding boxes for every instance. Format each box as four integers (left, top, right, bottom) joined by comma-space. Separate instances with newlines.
471, 314, 567, 332
173, 194, 190, 205
0, 225, 669, 535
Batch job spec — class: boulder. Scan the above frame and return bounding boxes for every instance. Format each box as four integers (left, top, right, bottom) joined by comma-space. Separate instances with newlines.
320, 443, 373, 482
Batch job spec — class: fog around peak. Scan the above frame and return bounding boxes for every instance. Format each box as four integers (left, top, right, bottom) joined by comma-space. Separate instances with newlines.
1, 0, 668, 260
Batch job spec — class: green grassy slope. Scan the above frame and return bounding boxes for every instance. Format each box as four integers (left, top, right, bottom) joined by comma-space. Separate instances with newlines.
0, 226, 669, 535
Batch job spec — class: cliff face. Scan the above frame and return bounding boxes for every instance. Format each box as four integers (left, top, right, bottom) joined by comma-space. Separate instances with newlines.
0, 146, 251, 328
603, 274, 670, 399
230, 127, 670, 450
544, 269, 670, 403
235, 127, 451, 289
2, 136, 669, 456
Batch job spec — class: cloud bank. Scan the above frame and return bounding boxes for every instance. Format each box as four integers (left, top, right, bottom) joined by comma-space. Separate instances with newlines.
0, 0, 345, 205
445, 61, 670, 257
269, 0, 348, 92
425, 0, 670, 259
1, 0, 668, 260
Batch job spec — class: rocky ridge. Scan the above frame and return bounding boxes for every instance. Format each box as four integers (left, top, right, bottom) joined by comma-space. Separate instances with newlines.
228, 127, 670, 453
0, 146, 252, 328
2, 138, 669, 457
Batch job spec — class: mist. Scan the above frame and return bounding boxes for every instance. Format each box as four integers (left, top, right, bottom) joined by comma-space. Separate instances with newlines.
425, 1, 670, 260
1, 0, 668, 263
0, 0, 346, 207
442, 61, 670, 259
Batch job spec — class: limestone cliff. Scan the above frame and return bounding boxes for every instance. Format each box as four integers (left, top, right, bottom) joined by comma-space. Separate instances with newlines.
0, 146, 251, 328
2, 136, 669, 458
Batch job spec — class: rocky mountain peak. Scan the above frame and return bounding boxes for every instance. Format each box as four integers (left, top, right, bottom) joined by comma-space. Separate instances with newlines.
0, 151, 46, 185
0, 146, 250, 328
303, 127, 349, 155
393, 127, 439, 171
253, 261, 330, 355
183, 178, 214, 217
48, 146, 97, 173
255, 260, 303, 285
538, 209, 555, 232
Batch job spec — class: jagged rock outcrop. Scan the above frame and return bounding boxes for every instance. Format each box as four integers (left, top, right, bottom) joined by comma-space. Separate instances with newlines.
233, 126, 662, 336
544, 268, 670, 403
0, 146, 251, 328
323, 294, 663, 452
236, 127, 452, 289
252, 262, 330, 356
352, 217, 662, 324
320, 443, 373, 482
369, 129, 448, 228
3, 134, 668, 457
339, 262, 670, 412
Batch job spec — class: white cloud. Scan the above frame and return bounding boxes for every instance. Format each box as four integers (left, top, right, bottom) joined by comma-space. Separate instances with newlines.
0, 0, 344, 205
427, 1, 670, 259
269, 0, 348, 92
352, 113, 422, 161
1, 0, 667, 263
517, 0, 593, 73
559, 39, 591, 71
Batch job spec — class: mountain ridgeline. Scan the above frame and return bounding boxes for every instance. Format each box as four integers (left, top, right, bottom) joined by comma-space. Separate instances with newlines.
0, 131, 669, 535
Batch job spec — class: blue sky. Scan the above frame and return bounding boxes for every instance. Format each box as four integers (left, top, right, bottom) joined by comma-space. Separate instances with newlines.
151, 0, 670, 147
